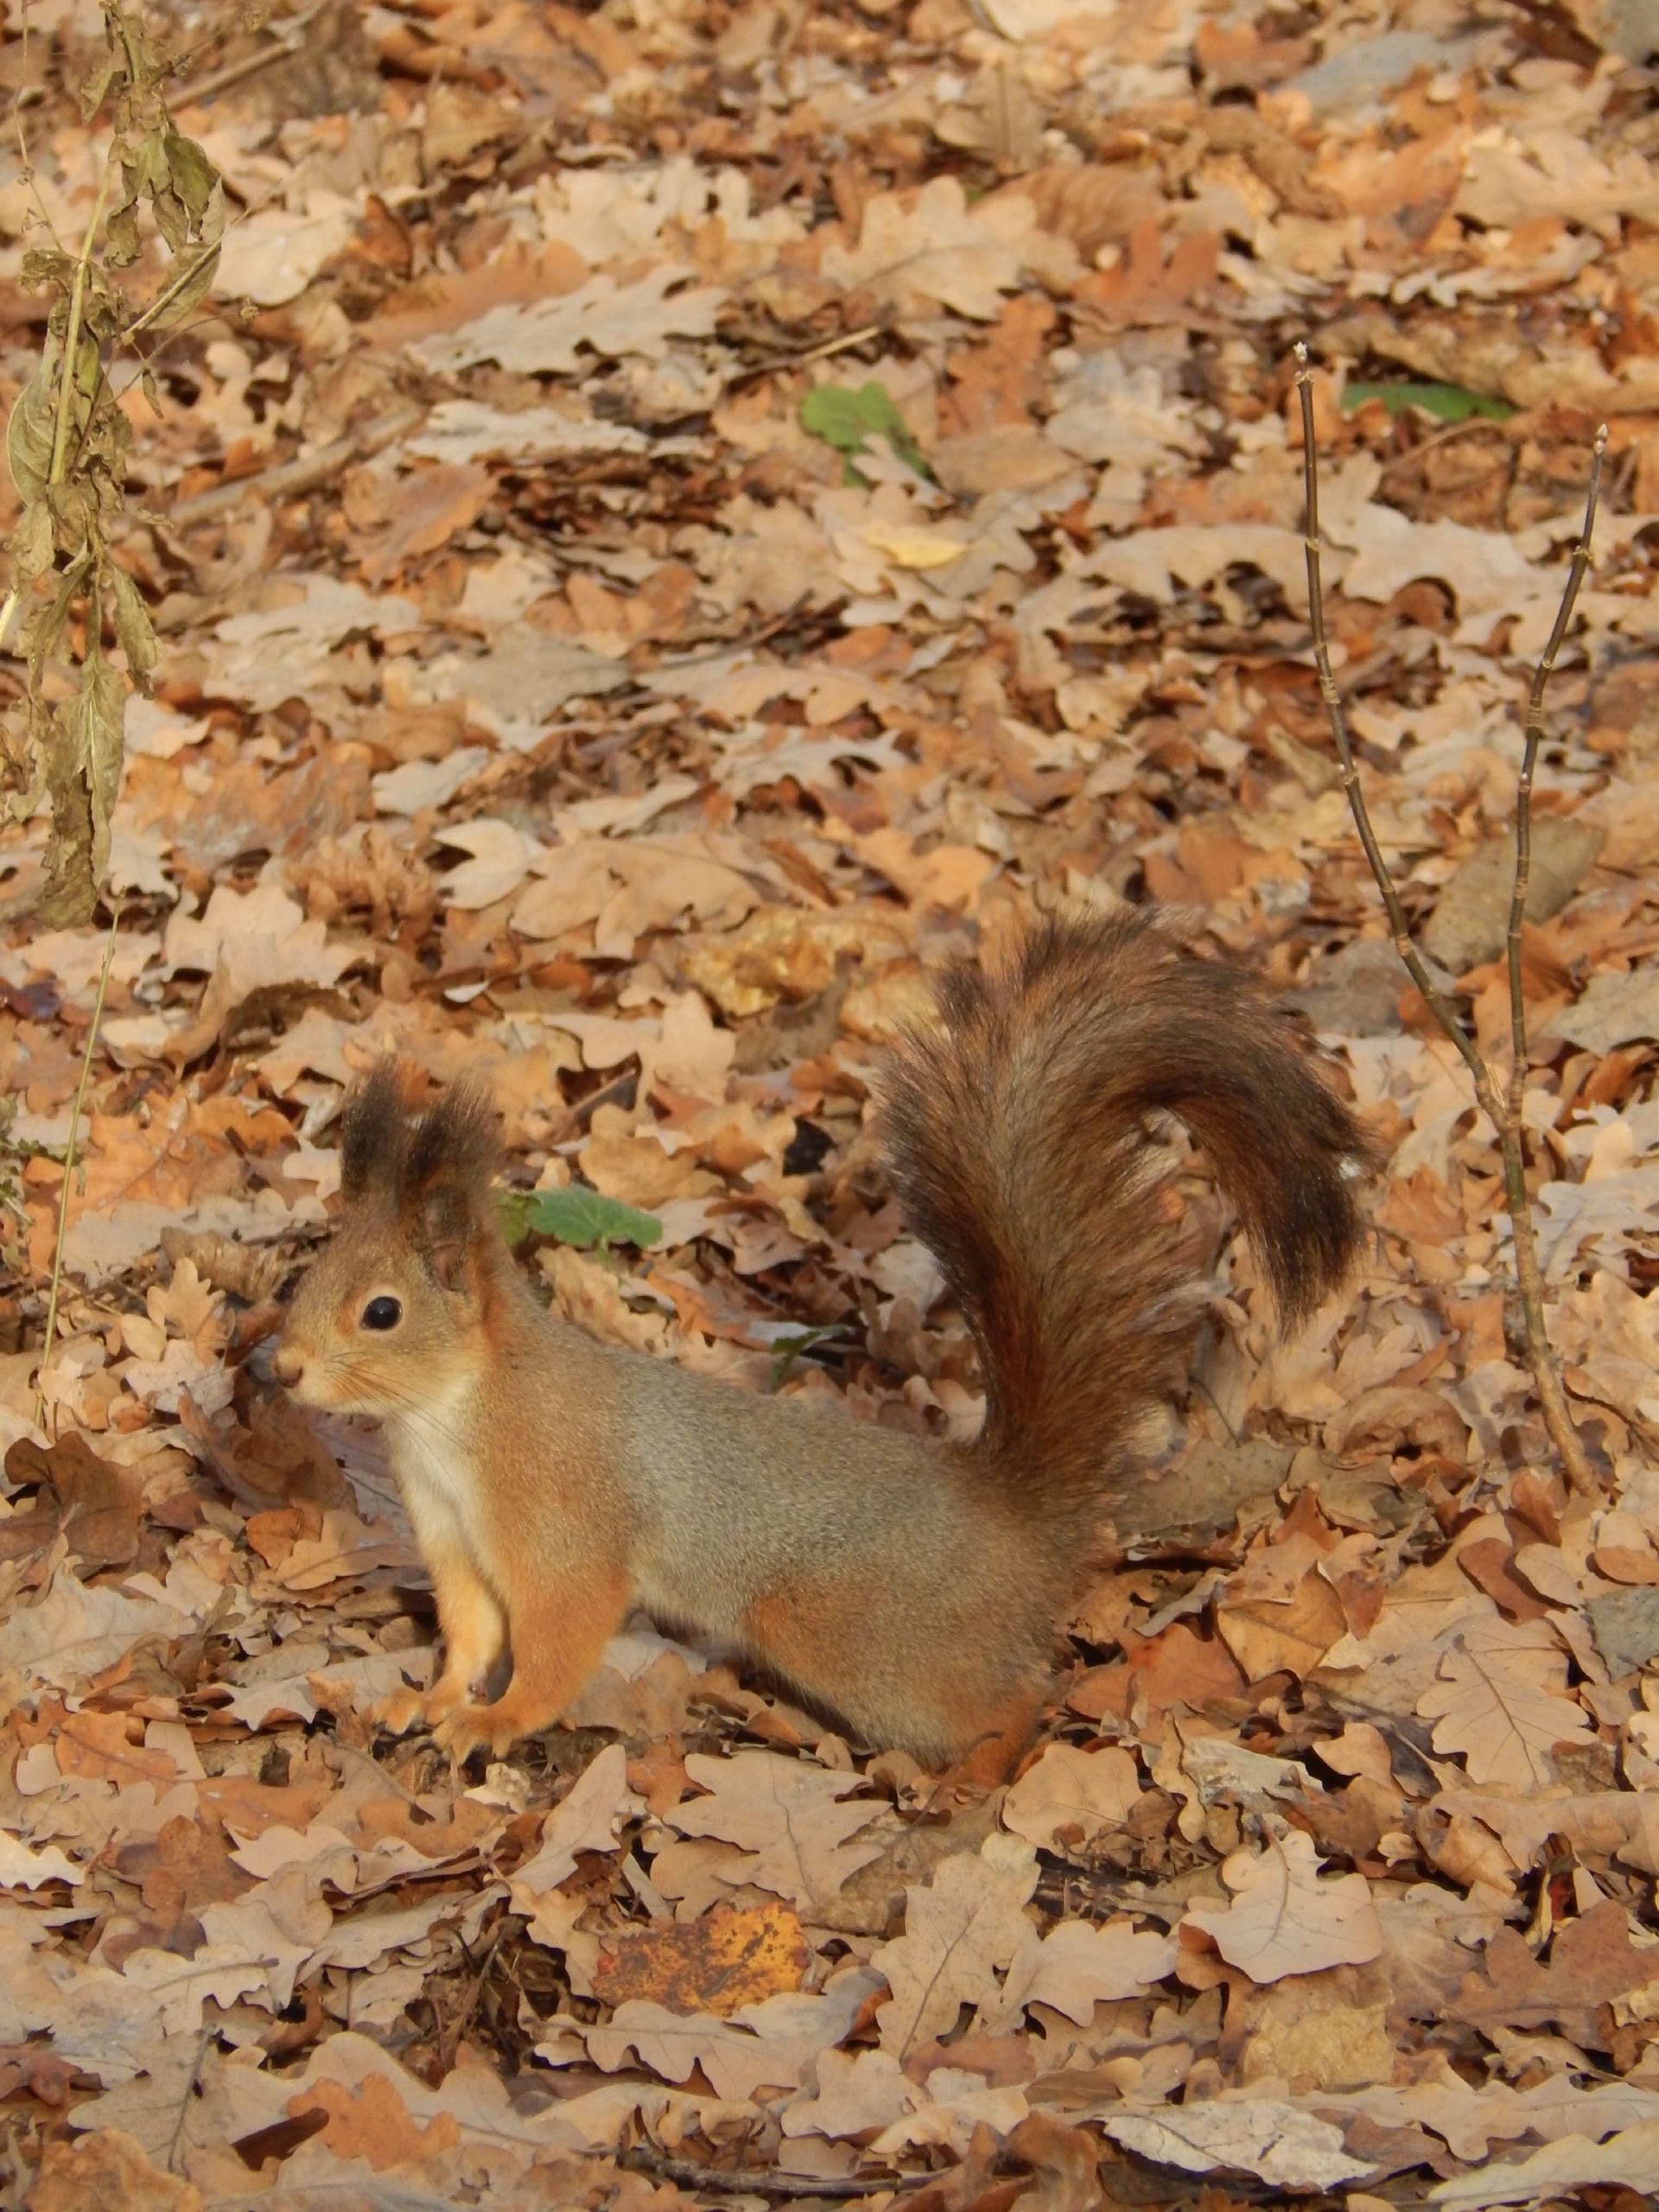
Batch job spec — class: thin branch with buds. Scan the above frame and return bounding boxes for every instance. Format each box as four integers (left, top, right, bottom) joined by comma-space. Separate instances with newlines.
1293, 341, 1603, 1497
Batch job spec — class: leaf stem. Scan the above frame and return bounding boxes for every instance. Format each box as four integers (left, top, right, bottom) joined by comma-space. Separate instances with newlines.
48, 162, 113, 488
35, 896, 120, 1428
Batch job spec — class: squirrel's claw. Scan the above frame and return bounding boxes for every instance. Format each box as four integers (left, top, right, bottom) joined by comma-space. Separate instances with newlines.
372, 1685, 430, 1736
375, 1675, 478, 1738
432, 1700, 523, 1762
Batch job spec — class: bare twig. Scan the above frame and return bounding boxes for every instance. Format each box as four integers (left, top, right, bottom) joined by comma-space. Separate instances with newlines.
1293, 340, 1600, 1497
621, 2143, 919, 2198
36, 899, 120, 1426
174, 2, 327, 105
167, 401, 426, 528
49, 165, 115, 487
167, 2024, 215, 2173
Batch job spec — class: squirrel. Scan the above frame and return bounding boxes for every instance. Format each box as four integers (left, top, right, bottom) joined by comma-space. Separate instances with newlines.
273, 907, 1370, 1777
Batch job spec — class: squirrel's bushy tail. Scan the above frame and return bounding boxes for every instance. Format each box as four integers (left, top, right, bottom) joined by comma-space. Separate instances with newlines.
880, 907, 1370, 1523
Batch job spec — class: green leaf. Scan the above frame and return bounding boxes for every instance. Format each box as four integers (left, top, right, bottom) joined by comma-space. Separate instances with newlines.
107, 564, 157, 696
498, 1185, 662, 1251
1342, 380, 1515, 424
799, 381, 934, 485
766, 1321, 851, 1392
6, 359, 58, 507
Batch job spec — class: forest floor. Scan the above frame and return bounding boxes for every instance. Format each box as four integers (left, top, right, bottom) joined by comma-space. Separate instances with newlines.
2, 0, 1659, 2207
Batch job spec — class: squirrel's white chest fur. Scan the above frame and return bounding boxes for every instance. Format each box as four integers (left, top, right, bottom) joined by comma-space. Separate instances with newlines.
385, 1376, 483, 1553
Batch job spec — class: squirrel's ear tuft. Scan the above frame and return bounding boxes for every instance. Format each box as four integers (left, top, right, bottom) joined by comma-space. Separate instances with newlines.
401, 1080, 501, 1287
340, 1060, 413, 1203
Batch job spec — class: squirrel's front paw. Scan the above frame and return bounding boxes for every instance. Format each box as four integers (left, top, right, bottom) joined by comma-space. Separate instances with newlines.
432, 1699, 527, 1762
374, 1675, 470, 1737
372, 1685, 430, 1736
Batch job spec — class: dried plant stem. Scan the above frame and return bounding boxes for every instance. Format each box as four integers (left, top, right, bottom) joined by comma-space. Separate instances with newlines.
35, 898, 120, 1426
48, 163, 113, 488
1293, 342, 1599, 1497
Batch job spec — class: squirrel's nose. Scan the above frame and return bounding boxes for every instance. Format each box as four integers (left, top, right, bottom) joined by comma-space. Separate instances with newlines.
272, 1343, 304, 1387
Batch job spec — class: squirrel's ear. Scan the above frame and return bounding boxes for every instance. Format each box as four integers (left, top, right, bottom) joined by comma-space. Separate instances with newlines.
400, 1081, 501, 1290
340, 1061, 413, 1203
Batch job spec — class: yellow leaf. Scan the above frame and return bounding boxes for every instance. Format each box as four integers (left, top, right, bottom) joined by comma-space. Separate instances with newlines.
863, 521, 972, 570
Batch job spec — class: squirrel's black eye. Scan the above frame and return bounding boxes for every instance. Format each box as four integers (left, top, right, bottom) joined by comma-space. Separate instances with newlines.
361, 1296, 403, 1332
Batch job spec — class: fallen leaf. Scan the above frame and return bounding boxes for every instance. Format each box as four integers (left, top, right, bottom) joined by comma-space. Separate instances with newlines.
1427, 2117, 1659, 2209
664, 1752, 885, 1915
1449, 1900, 1656, 2047
594, 1900, 810, 2014
1416, 1618, 1595, 1789
1001, 1745, 1142, 1850
410, 266, 728, 376
585, 1979, 870, 2101
873, 1834, 1039, 2056
994, 1915, 1178, 2026
1103, 2100, 1375, 2192
1183, 1827, 1382, 1982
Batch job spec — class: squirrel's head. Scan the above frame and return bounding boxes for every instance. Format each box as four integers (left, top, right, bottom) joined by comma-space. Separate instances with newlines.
273, 1062, 502, 1421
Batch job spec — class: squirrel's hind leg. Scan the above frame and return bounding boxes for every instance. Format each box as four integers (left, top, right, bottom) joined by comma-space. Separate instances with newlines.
378, 1539, 506, 1737
432, 1562, 629, 1761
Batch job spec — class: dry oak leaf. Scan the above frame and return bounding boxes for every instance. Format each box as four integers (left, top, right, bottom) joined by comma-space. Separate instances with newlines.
510, 1745, 645, 1904
512, 834, 761, 960
410, 265, 728, 376
258, 1509, 422, 1594
0, 1833, 83, 1890
585, 1978, 871, 2101
1216, 1560, 1348, 1684
1103, 2101, 1374, 2194
1431, 1785, 1659, 1882
1182, 1826, 1382, 1984
1416, 1617, 1594, 1789
593, 1899, 810, 2014
1001, 1744, 1142, 1851
993, 1915, 1179, 2027
664, 1751, 885, 1915
359, 461, 493, 585
288, 2073, 461, 2172
783, 2046, 913, 2140
872, 1832, 1039, 2057
1329, 2073, 1659, 2165
1448, 1899, 1656, 2049
25, 2126, 202, 2212
820, 176, 1077, 321
1430, 2119, 1659, 2209
0, 1567, 187, 1691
